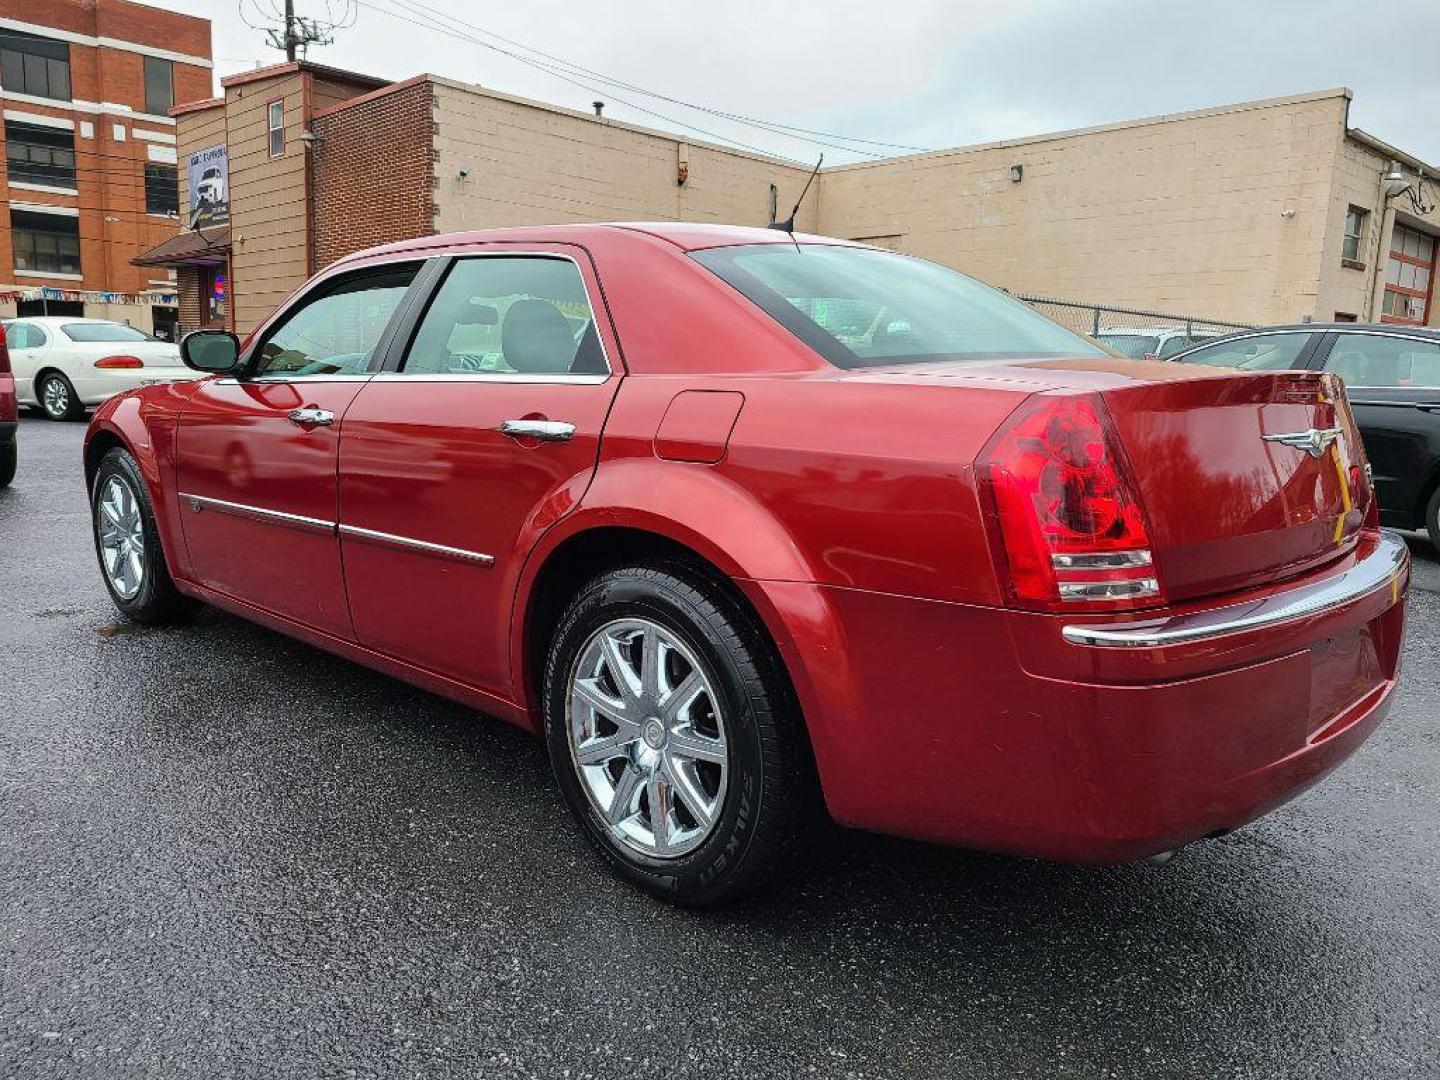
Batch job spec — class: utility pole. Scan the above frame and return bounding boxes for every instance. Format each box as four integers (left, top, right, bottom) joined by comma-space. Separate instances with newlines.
283, 0, 296, 60
262, 0, 336, 62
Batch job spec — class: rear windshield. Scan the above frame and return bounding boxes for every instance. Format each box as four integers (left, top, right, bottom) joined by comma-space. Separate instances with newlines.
691, 244, 1105, 368
1096, 334, 1161, 358
61, 323, 153, 343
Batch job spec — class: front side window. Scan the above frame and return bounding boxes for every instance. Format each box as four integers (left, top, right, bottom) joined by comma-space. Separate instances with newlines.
1324, 334, 1440, 388
5, 121, 76, 188
1342, 206, 1368, 263
401, 257, 606, 376
143, 56, 173, 115
0, 30, 71, 101
267, 100, 285, 157
253, 264, 418, 377
62, 322, 153, 343
692, 244, 1104, 368
1172, 332, 1312, 371
144, 163, 178, 215
11, 210, 80, 275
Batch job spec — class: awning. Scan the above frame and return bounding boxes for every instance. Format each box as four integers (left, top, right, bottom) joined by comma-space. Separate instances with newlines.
132, 226, 230, 268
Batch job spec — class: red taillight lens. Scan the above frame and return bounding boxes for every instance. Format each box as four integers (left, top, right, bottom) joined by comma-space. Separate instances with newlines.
979, 393, 1163, 611
94, 355, 144, 369
0, 323, 10, 375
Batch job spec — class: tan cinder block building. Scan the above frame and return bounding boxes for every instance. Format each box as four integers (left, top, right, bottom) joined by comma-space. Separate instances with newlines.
138, 73, 1439, 338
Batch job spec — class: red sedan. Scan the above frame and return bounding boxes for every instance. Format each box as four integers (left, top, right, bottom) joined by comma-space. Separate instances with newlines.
83, 224, 1410, 905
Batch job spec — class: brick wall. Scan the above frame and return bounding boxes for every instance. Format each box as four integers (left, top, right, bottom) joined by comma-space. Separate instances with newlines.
311, 79, 436, 271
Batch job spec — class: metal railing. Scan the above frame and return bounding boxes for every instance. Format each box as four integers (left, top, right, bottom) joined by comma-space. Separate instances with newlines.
1017, 295, 1255, 340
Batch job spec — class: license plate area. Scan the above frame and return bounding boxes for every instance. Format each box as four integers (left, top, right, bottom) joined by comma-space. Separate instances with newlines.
1309, 625, 1384, 736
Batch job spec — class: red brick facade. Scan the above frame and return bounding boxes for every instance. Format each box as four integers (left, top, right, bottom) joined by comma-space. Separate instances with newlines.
310, 78, 437, 271
0, 0, 211, 325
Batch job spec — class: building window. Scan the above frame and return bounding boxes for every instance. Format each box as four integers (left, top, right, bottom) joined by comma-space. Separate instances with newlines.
11, 210, 81, 276
0, 29, 71, 101
1342, 206, 1368, 265
267, 100, 285, 157
4, 121, 76, 188
143, 56, 174, 115
145, 163, 179, 215
1382, 224, 1436, 326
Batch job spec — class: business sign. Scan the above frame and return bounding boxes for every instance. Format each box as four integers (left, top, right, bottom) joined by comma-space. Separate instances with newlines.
187, 143, 229, 227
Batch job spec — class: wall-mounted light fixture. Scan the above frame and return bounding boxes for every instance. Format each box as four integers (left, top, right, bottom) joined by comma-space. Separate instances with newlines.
457, 166, 471, 180
1010, 164, 1024, 183
593, 101, 605, 117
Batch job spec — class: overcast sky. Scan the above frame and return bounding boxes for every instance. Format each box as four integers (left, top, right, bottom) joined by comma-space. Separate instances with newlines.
177, 0, 1440, 167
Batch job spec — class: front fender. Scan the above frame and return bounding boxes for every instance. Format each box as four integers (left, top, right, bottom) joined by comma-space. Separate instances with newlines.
85, 384, 204, 584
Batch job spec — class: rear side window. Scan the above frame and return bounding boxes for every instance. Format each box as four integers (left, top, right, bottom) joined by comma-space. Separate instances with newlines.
1157, 334, 1211, 358
692, 244, 1104, 368
4, 322, 45, 348
1172, 332, 1312, 371
1324, 334, 1440, 388
400, 256, 606, 376
61, 322, 151, 343
1096, 334, 1160, 358
254, 264, 419, 377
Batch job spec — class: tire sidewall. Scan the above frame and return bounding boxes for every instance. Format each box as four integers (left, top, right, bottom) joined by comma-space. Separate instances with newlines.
544, 569, 767, 902
92, 449, 166, 618
1427, 487, 1440, 552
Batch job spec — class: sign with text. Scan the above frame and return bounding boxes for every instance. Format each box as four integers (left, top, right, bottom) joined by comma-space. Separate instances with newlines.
187, 144, 229, 227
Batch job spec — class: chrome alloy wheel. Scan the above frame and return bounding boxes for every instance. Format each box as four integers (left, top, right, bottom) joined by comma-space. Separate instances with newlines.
42, 376, 69, 418
567, 618, 729, 859
97, 475, 146, 600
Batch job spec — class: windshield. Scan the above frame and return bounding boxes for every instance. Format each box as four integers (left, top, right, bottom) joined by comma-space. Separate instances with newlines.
691, 244, 1105, 368
1096, 334, 1161, 358
62, 322, 153, 343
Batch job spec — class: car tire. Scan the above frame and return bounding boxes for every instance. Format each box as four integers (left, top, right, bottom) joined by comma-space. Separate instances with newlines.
543, 562, 815, 906
0, 440, 14, 488
91, 447, 198, 624
38, 371, 85, 421
1426, 486, 1440, 554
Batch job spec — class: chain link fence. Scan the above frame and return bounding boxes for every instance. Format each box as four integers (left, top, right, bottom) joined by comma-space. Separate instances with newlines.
1018, 295, 1255, 358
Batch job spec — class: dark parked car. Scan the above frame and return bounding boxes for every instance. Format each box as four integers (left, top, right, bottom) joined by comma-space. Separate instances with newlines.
1171, 324, 1440, 548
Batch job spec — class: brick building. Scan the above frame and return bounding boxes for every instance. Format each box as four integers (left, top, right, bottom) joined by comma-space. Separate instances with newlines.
0, 0, 212, 338
138, 69, 1440, 337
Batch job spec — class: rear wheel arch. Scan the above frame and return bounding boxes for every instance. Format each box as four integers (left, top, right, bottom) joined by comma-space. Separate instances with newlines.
516, 525, 823, 793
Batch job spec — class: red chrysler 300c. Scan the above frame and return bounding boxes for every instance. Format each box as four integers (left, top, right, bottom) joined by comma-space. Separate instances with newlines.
83, 223, 1409, 904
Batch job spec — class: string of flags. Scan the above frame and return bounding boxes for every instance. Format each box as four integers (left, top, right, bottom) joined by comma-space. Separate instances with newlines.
0, 285, 178, 305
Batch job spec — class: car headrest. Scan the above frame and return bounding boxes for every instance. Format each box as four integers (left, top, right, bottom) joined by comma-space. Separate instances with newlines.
500, 299, 575, 374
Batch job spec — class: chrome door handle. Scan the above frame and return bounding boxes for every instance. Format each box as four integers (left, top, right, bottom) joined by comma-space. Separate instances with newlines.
499, 419, 575, 442
288, 407, 334, 427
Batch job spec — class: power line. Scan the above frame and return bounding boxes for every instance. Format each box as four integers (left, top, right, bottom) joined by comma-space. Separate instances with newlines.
394, 0, 931, 155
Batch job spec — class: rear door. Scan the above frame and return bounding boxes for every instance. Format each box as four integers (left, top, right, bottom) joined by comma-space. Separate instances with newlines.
174, 260, 423, 637
337, 248, 622, 695
1316, 329, 1440, 528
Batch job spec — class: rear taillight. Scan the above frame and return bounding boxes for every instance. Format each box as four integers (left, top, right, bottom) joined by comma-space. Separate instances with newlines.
0, 323, 10, 375
979, 393, 1163, 611
94, 355, 144, 369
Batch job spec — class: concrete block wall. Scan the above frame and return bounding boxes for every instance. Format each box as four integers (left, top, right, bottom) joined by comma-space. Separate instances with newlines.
815, 91, 1353, 326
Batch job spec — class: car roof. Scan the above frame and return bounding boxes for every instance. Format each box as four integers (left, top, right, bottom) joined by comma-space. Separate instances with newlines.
339, 221, 862, 266
1193, 322, 1440, 341
1097, 326, 1216, 337
5, 316, 125, 326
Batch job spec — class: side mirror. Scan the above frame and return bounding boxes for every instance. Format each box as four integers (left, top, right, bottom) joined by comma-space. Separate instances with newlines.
181, 330, 241, 374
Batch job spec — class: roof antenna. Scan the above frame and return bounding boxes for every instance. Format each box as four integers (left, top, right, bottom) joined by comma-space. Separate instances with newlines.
769, 154, 822, 244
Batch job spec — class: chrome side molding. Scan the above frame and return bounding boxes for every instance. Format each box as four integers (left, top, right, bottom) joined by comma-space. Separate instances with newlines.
338, 524, 495, 566
1062, 532, 1410, 648
182, 492, 335, 536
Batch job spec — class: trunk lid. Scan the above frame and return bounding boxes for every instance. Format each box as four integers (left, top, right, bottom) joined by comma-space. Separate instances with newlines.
1098, 368, 1368, 601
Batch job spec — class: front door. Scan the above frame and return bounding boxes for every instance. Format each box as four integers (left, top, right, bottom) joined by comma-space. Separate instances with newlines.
1319, 330, 1440, 526
338, 250, 622, 695
174, 261, 421, 637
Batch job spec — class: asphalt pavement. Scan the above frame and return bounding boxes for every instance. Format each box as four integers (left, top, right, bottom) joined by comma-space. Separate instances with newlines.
2, 414, 1438, 1079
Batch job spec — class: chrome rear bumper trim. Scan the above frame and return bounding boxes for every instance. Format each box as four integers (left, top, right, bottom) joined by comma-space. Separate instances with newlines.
1061, 532, 1409, 648
338, 524, 495, 566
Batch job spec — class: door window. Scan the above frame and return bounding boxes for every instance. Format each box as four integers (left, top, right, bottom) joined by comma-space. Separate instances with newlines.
252, 264, 418, 377
400, 256, 607, 376
1171, 332, 1312, 371
1324, 334, 1440, 388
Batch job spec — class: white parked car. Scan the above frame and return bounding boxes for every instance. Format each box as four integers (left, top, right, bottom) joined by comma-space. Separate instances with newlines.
1095, 325, 1223, 360
2, 317, 203, 421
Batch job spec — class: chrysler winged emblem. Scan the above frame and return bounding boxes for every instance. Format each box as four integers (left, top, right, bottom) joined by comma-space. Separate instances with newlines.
1262, 427, 1343, 459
